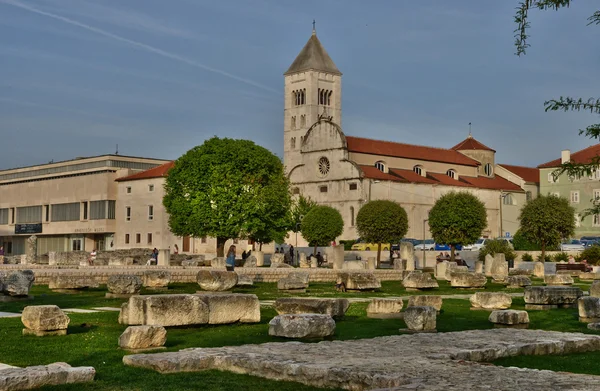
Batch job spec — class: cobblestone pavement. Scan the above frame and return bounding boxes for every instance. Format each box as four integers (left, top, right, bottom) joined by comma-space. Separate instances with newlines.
124, 329, 600, 391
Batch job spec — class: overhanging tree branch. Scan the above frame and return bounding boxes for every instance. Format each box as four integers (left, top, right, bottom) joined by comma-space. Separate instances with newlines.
514, 0, 572, 56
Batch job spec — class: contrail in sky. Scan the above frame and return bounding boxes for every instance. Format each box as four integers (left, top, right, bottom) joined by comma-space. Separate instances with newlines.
0, 0, 279, 94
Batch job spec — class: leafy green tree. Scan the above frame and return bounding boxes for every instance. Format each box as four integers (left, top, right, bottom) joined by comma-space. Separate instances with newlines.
517, 194, 575, 261
514, 1, 600, 218
356, 200, 408, 266
163, 137, 291, 257
581, 246, 600, 265
428, 192, 487, 262
300, 205, 344, 255
478, 240, 517, 262
291, 195, 317, 233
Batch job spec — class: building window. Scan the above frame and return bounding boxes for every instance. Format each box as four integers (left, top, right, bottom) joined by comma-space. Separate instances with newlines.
594, 189, 600, 203
82, 202, 88, 220
125, 234, 130, 244
148, 205, 154, 221
44, 205, 50, 222
126, 186, 132, 194
317, 156, 330, 177
548, 172, 558, 183
201, 236, 207, 244
375, 161, 386, 172
292, 187, 300, 195
16, 205, 43, 224
319, 185, 328, 193
300, 115, 306, 128
50, 203, 78, 222
526, 191, 532, 201
318, 89, 332, 106
350, 206, 355, 226
136, 233, 141, 244
484, 163, 493, 176
413, 165, 423, 176
10, 208, 15, 224
503, 194, 514, 205
126, 206, 131, 221
291, 137, 296, 149
0, 208, 8, 225
294, 89, 306, 106
291, 116, 296, 129
594, 215, 600, 227
349, 183, 358, 190
570, 191, 580, 204
148, 184, 154, 192
72, 239, 82, 251
446, 169, 456, 179
147, 233, 153, 244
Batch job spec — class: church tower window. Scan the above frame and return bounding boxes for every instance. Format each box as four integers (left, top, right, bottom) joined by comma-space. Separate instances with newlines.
413, 165, 423, 176
291, 137, 296, 149
300, 115, 306, 128
375, 161, 386, 172
484, 163, 493, 176
291, 116, 296, 129
350, 206, 355, 226
446, 169, 457, 179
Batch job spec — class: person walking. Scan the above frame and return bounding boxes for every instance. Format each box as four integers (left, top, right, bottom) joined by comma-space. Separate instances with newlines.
289, 245, 295, 265
226, 245, 236, 272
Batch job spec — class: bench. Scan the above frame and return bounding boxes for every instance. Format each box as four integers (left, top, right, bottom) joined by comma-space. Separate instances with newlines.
556, 263, 589, 272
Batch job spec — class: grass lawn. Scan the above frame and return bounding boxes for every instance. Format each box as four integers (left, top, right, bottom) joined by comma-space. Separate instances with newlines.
0, 278, 598, 390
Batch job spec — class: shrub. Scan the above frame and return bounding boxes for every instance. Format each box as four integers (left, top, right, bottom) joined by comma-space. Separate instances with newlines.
581, 246, 600, 265
521, 253, 534, 262
339, 240, 356, 251
536, 253, 552, 262
478, 239, 516, 262
552, 252, 569, 263
512, 229, 541, 251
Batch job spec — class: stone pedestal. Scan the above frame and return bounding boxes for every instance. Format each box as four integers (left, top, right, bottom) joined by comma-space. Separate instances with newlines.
157, 249, 170, 266
484, 254, 494, 277
26, 235, 37, 264
405, 258, 415, 271
311, 258, 318, 268
533, 262, 545, 278
20, 254, 28, 265
435, 261, 448, 280
332, 245, 344, 270
255, 251, 265, 267
48, 252, 57, 266
367, 257, 376, 270
474, 261, 483, 274
299, 253, 309, 268
400, 242, 414, 262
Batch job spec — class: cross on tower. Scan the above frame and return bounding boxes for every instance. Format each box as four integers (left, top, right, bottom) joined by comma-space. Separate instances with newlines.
312, 19, 316, 33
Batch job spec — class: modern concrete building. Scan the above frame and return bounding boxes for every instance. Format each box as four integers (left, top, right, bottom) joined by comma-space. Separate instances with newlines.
539, 145, 600, 237
284, 29, 538, 243
0, 155, 168, 255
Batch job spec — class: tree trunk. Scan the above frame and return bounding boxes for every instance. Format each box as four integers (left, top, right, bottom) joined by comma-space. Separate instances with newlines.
377, 243, 381, 268
216, 237, 227, 257
541, 243, 546, 262
450, 245, 455, 262
259, 242, 263, 251
313, 245, 317, 256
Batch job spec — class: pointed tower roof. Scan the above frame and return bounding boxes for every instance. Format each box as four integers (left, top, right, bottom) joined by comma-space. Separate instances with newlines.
451, 134, 496, 152
285, 29, 341, 76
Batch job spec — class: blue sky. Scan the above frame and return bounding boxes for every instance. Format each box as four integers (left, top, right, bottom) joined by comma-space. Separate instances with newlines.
0, 0, 598, 170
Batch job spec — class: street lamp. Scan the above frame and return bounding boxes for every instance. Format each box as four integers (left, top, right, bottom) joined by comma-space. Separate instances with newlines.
499, 192, 508, 238
368, 179, 380, 202
423, 219, 428, 268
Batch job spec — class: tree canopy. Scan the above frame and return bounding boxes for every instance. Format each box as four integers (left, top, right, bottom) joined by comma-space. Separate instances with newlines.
356, 200, 408, 265
300, 205, 344, 254
163, 137, 291, 256
291, 195, 317, 233
514, 1, 600, 218
428, 192, 487, 261
518, 194, 575, 260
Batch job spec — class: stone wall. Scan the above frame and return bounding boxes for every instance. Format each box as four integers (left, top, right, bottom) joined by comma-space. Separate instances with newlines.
0, 265, 405, 284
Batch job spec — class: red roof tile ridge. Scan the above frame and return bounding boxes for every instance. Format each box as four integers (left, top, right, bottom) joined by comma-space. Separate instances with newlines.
347, 135, 463, 153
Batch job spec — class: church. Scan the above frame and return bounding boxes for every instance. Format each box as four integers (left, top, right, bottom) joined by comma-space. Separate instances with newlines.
284, 28, 540, 244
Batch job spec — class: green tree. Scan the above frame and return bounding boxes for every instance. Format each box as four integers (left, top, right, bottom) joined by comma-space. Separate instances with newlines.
478, 240, 517, 262
356, 200, 408, 267
163, 137, 291, 257
428, 192, 487, 262
291, 195, 317, 233
300, 205, 344, 255
517, 194, 575, 261
514, 1, 600, 218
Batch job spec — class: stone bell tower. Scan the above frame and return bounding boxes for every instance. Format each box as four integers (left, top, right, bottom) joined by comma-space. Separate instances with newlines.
283, 24, 342, 173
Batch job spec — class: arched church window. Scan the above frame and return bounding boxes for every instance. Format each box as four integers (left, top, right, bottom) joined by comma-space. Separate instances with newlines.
375, 161, 386, 172
301, 89, 306, 105
327, 90, 332, 106
350, 206, 355, 227
300, 115, 306, 128
413, 165, 423, 176
446, 169, 456, 179
484, 163, 493, 176
291, 137, 296, 149
291, 116, 296, 129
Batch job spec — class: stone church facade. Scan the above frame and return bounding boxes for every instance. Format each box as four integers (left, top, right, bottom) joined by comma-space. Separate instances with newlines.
284, 29, 539, 244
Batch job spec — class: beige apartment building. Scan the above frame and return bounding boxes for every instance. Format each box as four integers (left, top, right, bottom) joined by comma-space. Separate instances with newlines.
284, 29, 540, 243
0, 155, 168, 255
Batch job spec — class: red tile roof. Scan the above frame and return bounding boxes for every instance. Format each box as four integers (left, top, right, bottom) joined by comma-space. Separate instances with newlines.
459, 175, 523, 192
389, 168, 439, 184
451, 136, 495, 152
346, 136, 480, 167
427, 172, 473, 187
538, 144, 600, 168
116, 161, 174, 182
359, 165, 407, 182
498, 164, 540, 184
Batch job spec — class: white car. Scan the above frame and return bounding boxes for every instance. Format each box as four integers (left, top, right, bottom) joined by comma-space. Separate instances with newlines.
414, 239, 435, 251
560, 240, 586, 251
463, 238, 488, 251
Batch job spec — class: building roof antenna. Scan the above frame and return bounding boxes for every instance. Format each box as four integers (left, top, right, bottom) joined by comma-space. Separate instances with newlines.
115, 144, 119, 155
468, 122, 472, 138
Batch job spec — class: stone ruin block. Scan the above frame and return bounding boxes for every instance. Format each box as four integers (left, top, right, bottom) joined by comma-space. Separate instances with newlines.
402, 272, 438, 291
1, 270, 35, 297
470, 292, 512, 310
407, 295, 443, 313
450, 272, 487, 289
142, 270, 172, 289
106, 275, 142, 298
195, 293, 261, 324
544, 274, 574, 286
269, 314, 335, 339
367, 298, 403, 319
505, 275, 532, 289
119, 325, 167, 351
21, 305, 70, 336
274, 298, 349, 319
196, 270, 237, 291
578, 297, 600, 323
489, 310, 529, 328
48, 275, 99, 291
402, 306, 436, 332
524, 286, 583, 310
119, 294, 209, 327
336, 272, 381, 291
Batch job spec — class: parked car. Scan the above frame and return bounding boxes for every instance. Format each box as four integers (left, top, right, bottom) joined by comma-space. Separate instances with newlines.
434, 243, 463, 251
560, 239, 586, 251
581, 239, 600, 248
351, 238, 390, 251
581, 236, 600, 242
392, 238, 419, 251
463, 238, 488, 251
414, 239, 435, 251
